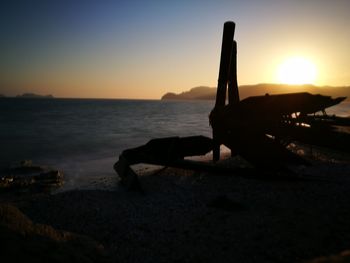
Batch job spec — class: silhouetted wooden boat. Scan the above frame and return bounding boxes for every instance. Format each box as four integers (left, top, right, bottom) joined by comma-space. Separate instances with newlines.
114, 21, 350, 190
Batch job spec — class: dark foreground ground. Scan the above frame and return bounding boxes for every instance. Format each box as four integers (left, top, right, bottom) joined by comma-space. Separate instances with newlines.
2, 157, 350, 263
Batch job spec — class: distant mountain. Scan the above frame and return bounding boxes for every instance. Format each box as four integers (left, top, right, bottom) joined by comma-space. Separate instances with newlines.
162, 86, 214, 100
15, 93, 54, 99
0, 94, 5, 98
161, 84, 350, 101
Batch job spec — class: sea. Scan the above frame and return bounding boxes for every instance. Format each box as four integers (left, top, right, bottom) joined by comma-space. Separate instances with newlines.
0, 98, 214, 190
1, 98, 350, 190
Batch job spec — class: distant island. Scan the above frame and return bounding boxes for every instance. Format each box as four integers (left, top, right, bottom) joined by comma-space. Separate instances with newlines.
15, 93, 54, 99
161, 84, 350, 101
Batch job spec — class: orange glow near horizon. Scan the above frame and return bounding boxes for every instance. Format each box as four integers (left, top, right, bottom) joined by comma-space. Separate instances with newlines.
1, 1, 350, 99
276, 57, 317, 85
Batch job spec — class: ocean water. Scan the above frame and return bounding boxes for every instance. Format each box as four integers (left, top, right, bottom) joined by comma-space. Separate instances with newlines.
1, 98, 350, 190
0, 98, 213, 189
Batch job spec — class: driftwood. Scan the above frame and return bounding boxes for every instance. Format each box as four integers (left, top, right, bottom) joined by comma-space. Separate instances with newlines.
114, 21, 350, 190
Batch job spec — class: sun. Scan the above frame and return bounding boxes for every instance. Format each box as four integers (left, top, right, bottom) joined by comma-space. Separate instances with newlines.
276, 57, 317, 85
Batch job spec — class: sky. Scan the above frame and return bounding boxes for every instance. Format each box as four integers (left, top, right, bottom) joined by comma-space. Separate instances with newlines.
0, 0, 349, 99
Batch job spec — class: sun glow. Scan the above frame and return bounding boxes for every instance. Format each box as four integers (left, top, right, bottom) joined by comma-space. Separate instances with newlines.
276, 57, 317, 85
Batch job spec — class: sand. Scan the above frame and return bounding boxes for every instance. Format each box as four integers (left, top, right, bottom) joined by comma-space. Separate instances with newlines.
2, 154, 350, 263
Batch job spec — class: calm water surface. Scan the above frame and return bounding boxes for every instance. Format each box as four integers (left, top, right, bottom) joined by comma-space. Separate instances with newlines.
0, 98, 213, 189
1, 98, 349, 189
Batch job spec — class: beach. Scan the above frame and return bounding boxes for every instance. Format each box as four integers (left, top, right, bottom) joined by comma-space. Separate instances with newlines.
2, 99, 350, 262
2, 1, 350, 261
2, 154, 350, 263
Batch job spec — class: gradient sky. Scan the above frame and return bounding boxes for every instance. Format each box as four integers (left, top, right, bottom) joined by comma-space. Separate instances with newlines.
1, 0, 349, 99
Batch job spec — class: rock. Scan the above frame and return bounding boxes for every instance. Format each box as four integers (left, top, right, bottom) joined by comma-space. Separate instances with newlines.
307, 250, 350, 262
0, 160, 64, 191
0, 203, 109, 263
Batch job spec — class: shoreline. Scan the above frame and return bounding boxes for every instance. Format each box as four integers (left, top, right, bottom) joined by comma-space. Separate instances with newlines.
2, 155, 350, 262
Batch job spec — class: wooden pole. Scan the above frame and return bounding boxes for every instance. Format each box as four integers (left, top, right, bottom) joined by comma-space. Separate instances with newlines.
215, 21, 235, 108
228, 40, 239, 105
213, 21, 235, 161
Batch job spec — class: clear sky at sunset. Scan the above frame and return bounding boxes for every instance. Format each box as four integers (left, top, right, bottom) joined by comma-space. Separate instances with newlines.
1, 0, 349, 99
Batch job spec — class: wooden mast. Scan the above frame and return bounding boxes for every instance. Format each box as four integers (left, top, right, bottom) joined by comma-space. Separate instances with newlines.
228, 40, 239, 105
213, 21, 235, 161
214, 21, 235, 108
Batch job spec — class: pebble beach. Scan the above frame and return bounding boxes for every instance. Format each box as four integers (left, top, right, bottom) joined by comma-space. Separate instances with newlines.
2, 152, 350, 263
